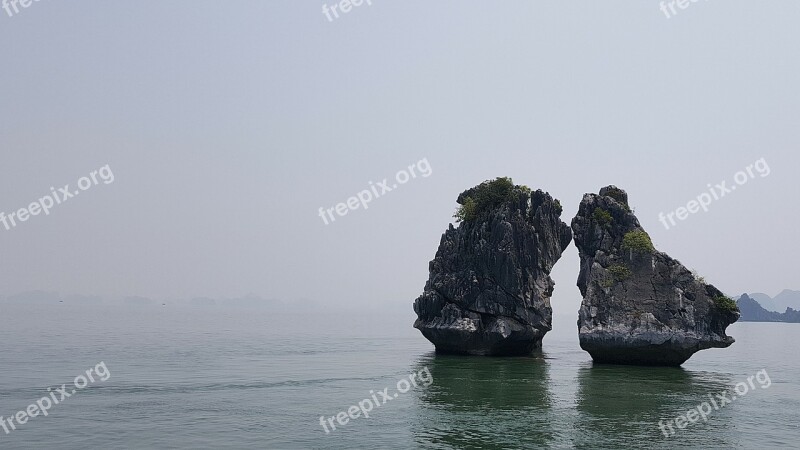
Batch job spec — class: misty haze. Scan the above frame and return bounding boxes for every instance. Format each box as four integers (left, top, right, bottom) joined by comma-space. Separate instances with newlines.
1, 2, 799, 449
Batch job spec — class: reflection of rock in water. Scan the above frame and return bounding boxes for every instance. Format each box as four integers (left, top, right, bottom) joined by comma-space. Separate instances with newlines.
574, 364, 735, 447
410, 352, 555, 449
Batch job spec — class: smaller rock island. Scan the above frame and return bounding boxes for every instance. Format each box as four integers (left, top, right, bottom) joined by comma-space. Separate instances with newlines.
571, 186, 740, 366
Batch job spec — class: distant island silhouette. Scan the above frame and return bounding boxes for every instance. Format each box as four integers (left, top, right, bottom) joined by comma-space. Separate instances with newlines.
737, 293, 800, 323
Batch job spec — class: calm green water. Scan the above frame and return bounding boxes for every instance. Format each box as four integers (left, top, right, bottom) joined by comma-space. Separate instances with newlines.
0, 305, 798, 449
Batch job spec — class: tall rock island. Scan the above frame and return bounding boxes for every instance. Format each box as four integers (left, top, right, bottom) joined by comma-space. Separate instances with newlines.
571, 186, 739, 366
413, 178, 572, 355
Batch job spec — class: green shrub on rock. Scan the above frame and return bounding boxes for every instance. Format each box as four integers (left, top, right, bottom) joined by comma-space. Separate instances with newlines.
554, 199, 563, 215
453, 197, 477, 222
621, 229, 655, 254
608, 264, 632, 281
592, 208, 613, 227
713, 295, 739, 314
599, 264, 632, 288
453, 177, 526, 223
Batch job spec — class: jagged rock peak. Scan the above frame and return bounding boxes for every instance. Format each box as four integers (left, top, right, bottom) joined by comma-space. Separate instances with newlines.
571, 185, 739, 366
413, 177, 572, 356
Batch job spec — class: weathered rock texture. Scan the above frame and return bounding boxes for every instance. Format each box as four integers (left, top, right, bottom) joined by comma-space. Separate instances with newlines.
413, 181, 572, 355
571, 186, 739, 366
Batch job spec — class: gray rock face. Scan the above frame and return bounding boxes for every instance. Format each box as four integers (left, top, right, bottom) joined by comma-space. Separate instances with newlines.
571, 186, 739, 366
413, 180, 572, 356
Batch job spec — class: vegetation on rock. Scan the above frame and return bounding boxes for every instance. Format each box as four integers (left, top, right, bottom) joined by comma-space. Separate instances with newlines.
454, 197, 477, 223
592, 208, 613, 228
454, 177, 527, 223
608, 264, 632, 281
714, 295, 740, 314
599, 264, 632, 288
554, 199, 563, 215
621, 229, 655, 254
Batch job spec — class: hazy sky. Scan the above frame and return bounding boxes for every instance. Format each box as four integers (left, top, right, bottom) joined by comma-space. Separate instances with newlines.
1, 2, 798, 319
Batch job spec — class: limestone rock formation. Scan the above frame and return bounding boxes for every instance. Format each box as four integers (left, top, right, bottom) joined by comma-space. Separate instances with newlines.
571, 186, 739, 366
413, 178, 572, 356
